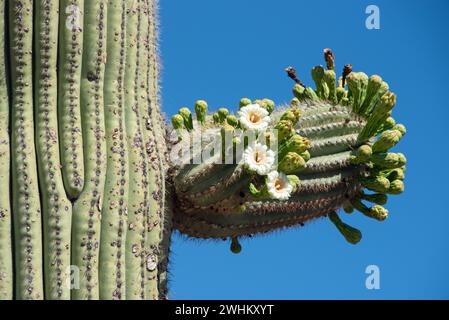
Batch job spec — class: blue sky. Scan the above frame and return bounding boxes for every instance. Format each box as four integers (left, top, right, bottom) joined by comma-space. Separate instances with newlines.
159, 0, 449, 299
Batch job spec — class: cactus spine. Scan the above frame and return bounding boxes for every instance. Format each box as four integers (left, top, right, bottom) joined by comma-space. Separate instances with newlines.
0, 0, 406, 300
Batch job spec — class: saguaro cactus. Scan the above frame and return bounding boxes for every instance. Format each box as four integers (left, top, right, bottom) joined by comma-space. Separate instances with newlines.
0, 1, 406, 300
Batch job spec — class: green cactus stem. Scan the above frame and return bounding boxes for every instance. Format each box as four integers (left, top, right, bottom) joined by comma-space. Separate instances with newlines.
9, 0, 44, 300
71, 0, 108, 300
35, 0, 72, 299
58, 0, 85, 199
0, 0, 12, 300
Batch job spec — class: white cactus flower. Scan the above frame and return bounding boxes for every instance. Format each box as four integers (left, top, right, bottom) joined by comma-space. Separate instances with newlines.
266, 171, 293, 200
242, 143, 275, 175
238, 104, 270, 131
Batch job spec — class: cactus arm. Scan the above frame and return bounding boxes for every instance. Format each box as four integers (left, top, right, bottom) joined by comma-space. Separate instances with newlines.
71, 0, 108, 300
123, 0, 148, 299
9, 0, 44, 299
0, 0, 12, 300
99, 0, 128, 300
57, 0, 85, 199
34, 0, 72, 300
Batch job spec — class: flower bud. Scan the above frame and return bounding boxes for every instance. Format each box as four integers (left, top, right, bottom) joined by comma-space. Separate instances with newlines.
388, 180, 404, 195
275, 120, 294, 141
372, 129, 402, 153
179, 107, 193, 131
226, 115, 238, 127
194, 100, 208, 125
217, 108, 229, 123
278, 152, 306, 174
230, 237, 242, 254
329, 212, 362, 245
239, 97, 252, 109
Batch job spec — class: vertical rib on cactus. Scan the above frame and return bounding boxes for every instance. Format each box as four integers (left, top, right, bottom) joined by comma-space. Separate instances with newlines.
99, 0, 128, 300
71, 0, 108, 300
123, 0, 148, 299
0, 0, 13, 299
34, 0, 72, 300
9, 0, 44, 299
145, 0, 171, 299
58, 0, 85, 199
138, 0, 159, 299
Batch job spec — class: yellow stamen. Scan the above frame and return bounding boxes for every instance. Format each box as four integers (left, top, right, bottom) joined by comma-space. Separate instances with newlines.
249, 112, 260, 123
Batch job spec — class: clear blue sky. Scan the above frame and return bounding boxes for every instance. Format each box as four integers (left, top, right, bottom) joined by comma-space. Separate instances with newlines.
159, 0, 449, 299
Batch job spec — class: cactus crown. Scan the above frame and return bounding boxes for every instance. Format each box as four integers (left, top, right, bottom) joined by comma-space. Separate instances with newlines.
169, 48, 406, 252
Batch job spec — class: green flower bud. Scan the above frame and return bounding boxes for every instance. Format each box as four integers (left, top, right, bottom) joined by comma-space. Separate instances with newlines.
393, 124, 406, 136
388, 180, 404, 195
369, 205, 389, 221
278, 134, 310, 160
372, 129, 403, 153
303, 87, 319, 100
362, 176, 390, 193
287, 175, 301, 192
290, 97, 300, 107
292, 84, 305, 100
291, 108, 301, 122
311, 65, 329, 99
171, 114, 184, 129
299, 150, 311, 162
179, 107, 193, 131
280, 110, 298, 125
375, 92, 396, 115
262, 99, 275, 113
275, 120, 294, 141
239, 97, 252, 108
387, 168, 405, 181
346, 72, 369, 113
361, 193, 388, 205
351, 199, 388, 221
212, 112, 220, 124
226, 115, 238, 127
217, 108, 229, 123
371, 152, 406, 169
329, 212, 362, 245
381, 117, 396, 131
230, 237, 242, 254
248, 183, 268, 198
336, 87, 347, 103
278, 152, 306, 174
323, 69, 337, 103
355, 145, 372, 162
194, 100, 208, 125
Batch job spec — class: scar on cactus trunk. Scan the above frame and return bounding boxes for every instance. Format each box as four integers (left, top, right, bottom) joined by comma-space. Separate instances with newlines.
0, 0, 406, 300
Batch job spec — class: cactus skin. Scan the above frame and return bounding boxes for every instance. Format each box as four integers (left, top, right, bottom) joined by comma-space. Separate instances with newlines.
35, 0, 72, 300
0, 0, 12, 300
0, 0, 406, 300
9, 0, 44, 300
99, 0, 128, 300
71, 0, 108, 300
58, 0, 85, 199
